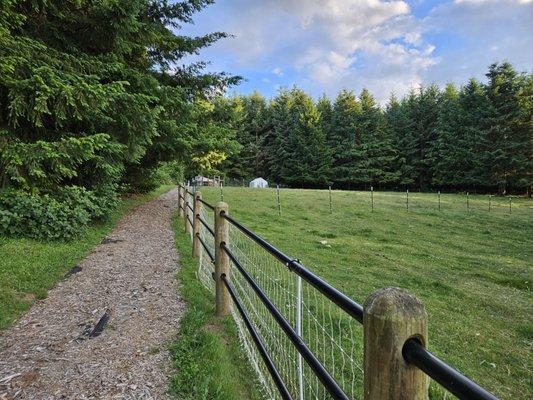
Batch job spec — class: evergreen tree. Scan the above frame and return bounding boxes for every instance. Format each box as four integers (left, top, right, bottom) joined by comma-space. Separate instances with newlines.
0, 0, 239, 197
329, 90, 361, 188
355, 89, 399, 186
483, 62, 532, 194
223, 92, 269, 179
385, 93, 418, 186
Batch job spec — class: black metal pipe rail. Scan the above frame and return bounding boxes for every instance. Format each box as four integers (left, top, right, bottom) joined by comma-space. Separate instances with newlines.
218, 211, 499, 400
199, 198, 215, 210
196, 233, 215, 262
186, 214, 193, 228
186, 189, 194, 196
403, 339, 498, 400
222, 243, 350, 400
197, 215, 215, 237
220, 211, 363, 323
221, 274, 294, 400
187, 203, 194, 212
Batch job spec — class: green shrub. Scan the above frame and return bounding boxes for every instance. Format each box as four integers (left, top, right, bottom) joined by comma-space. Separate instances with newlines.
0, 186, 119, 239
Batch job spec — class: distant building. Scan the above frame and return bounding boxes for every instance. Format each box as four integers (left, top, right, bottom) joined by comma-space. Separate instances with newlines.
249, 177, 268, 188
192, 175, 222, 187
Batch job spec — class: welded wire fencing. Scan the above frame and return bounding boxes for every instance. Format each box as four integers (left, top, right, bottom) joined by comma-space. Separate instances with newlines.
178, 184, 499, 400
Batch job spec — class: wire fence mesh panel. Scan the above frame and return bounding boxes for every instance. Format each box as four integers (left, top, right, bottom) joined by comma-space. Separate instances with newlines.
198, 206, 215, 292
299, 276, 363, 400
185, 189, 195, 240
225, 223, 362, 400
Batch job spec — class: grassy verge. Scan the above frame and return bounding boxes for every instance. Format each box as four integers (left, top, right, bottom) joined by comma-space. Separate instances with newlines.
199, 187, 532, 400
170, 213, 261, 400
0, 185, 174, 330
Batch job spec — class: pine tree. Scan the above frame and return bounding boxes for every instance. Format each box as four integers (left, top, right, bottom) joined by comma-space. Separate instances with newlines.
385, 93, 418, 186
329, 90, 361, 188
355, 89, 399, 186
484, 62, 532, 194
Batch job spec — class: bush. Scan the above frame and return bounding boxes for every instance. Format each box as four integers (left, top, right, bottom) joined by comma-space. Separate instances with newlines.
0, 186, 119, 239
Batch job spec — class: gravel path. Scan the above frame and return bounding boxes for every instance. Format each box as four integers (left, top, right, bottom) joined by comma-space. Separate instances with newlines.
0, 189, 184, 399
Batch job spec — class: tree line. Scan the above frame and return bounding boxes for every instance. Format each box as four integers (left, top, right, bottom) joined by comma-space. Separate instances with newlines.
222, 62, 532, 195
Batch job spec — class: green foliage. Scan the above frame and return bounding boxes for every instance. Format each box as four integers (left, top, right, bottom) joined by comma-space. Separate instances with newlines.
0, 0, 240, 238
0, 185, 118, 239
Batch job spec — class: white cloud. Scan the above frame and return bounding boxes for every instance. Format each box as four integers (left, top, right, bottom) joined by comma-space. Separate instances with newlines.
272, 67, 284, 76
181, 0, 533, 101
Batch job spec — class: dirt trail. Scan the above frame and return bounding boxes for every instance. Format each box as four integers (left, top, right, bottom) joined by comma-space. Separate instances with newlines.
0, 189, 183, 399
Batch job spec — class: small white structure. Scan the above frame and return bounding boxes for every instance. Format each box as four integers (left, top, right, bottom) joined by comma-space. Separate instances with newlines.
249, 177, 268, 188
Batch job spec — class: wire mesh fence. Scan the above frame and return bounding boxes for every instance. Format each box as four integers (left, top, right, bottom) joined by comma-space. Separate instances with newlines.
187, 184, 500, 400
195, 201, 363, 399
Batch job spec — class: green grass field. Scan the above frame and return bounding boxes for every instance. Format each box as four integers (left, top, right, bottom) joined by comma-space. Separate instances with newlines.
198, 186, 532, 400
0, 185, 174, 330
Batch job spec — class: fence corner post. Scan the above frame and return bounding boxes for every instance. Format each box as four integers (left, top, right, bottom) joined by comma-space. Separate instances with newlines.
192, 191, 203, 258
214, 202, 230, 316
363, 287, 429, 400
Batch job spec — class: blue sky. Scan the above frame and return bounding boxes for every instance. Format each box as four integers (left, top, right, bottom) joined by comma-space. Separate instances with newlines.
180, 0, 533, 102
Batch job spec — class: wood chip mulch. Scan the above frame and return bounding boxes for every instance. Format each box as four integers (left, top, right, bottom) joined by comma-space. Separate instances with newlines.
0, 188, 184, 399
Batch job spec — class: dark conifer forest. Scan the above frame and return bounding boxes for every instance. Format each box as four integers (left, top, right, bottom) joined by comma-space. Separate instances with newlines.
222, 63, 532, 195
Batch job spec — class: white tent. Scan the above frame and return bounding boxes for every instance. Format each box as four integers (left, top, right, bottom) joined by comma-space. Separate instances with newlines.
249, 177, 268, 188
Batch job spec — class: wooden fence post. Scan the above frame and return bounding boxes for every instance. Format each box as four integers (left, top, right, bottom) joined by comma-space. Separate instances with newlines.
364, 287, 429, 400
214, 202, 230, 316
184, 190, 192, 235
178, 185, 184, 218
192, 191, 203, 258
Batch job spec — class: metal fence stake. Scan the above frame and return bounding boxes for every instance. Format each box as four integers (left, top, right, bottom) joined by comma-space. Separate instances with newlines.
406, 189, 409, 212
220, 182, 224, 202
364, 287, 428, 400
329, 185, 332, 214
277, 184, 282, 216
371, 186, 374, 213
489, 195, 491, 212
509, 196, 512, 213
467, 192, 469, 212
296, 275, 304, 400
438, 190, 441, 212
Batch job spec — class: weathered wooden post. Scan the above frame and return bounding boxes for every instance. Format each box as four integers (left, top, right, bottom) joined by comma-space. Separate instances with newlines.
364, 287, 429, 400
467, 192, 470, 212
184, 190, 192, 235
192, 192, 203, 258
371, 186, 374, 213
214, 202, 230, 316
406, 189, 409, 212
438, 190, 441, 212
489, 195, 492, 212
178, 185, 184, 218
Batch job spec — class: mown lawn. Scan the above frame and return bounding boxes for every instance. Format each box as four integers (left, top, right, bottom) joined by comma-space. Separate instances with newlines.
199, 186, 532, 400
0, 185, 174, 330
